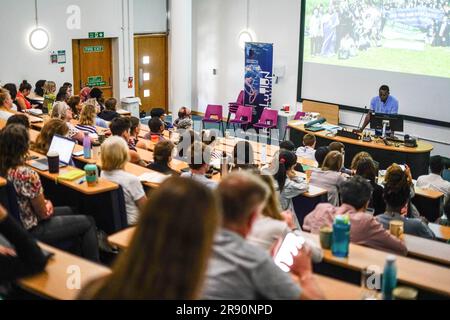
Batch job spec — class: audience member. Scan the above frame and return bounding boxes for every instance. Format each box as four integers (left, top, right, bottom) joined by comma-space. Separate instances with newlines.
377, 165, 435, 239
416, 155, 450, 204
273, 150, 308, 223
180, 142, 218, 189
31, 119, 69, 154
304, 176, 407, 255
203, 171, 324, 300
0, 205, 48, 282
296, 134, 317, 162
100, 136, 147, 225
5, 114, 30, 129
98, 98, 120, 121
147, 140, 178, 175
16, 81, 33, 110
310, 151, 348, 206
109, 117, 147, 166
0, 124, 99, 261
79, 177, 219, 299
173, 106, 193, 129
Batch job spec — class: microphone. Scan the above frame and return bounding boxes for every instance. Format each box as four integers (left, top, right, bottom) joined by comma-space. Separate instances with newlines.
357, 106, 367, 130
304, 117, 326, 128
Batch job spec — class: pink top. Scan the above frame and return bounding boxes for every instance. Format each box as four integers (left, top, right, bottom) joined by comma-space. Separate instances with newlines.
303, 203, 407, 256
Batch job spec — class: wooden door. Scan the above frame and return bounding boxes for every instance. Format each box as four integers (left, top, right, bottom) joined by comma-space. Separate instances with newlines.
134, 35, 168, 113
72, 38, 113, 99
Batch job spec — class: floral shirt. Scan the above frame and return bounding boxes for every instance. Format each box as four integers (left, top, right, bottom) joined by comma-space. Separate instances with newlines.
7, 166, 43, 230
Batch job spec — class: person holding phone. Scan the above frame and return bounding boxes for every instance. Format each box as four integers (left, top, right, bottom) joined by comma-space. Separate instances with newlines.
203, 171, 324, 300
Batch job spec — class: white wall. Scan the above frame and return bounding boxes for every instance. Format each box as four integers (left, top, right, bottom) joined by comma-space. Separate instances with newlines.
134, 0, 167, 33
0, 0, 134, 99
191, 0, 301, 113
169, 0, 192, 117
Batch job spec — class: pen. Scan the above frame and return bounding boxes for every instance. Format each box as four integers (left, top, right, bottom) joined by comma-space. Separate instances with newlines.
78, 179, 85, 184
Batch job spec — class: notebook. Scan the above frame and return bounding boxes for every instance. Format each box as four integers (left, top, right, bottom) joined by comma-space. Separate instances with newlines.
138, 172, 169, 184
29, 135, 76, 171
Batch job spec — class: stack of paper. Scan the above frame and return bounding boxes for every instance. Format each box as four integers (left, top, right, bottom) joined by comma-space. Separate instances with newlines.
138, 172, 169, 184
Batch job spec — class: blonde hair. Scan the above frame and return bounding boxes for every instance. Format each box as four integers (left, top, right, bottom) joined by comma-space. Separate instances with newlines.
51, 101, 70, 120
0, 88, 11, 107
259, 175, 283, 221
43, 81, 56, 95
101, 136, 130, 171
79, 104, 97, 126
85, 98, 101, 113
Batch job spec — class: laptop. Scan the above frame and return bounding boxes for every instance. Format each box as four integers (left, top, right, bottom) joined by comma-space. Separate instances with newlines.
29, 135, 76, 171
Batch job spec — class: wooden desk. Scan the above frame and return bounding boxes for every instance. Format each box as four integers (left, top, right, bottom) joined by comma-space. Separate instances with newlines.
108, 227, 363, 300
315, 274, 363, 300
18, 243, 110, 300
27, 150, 118, 196
303, 233, 450, 297
404, 235, 450, 266
289, 122, 434, 179
429, 223, 450, 242
108, 227, 135, 249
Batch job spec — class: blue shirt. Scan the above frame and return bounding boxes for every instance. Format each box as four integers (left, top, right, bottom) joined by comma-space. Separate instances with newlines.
370, 95, 399, 114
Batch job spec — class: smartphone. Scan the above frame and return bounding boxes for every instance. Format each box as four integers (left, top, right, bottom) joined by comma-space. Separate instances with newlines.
274, 231, 305, 273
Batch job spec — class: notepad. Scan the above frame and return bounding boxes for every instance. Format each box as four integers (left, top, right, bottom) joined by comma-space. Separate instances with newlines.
138, 172, 169, 184
57, 169, 86, 181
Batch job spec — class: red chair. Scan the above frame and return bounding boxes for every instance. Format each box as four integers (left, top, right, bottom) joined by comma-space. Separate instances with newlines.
202, 104, 224, 134
226, 91, 244, 129
294, 111, 306, 120
253, 108, 279, 131
229, 105, 253, 131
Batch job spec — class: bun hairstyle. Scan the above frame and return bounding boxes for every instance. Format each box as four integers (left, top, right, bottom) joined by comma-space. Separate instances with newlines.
274, 150, 297, 192
383, 164, 410, 210
19, 80, 32, 92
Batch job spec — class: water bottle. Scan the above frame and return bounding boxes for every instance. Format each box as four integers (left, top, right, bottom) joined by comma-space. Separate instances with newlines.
382, 255, 397, 300
261, 144, 267, 164
83, 132, 91, 159
331, 215, 351, 257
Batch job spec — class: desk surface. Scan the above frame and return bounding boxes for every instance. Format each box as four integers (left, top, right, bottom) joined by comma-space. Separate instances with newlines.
27, 150, 118, 195
429, 223, 450, 241
304, 233, 450, 296
288, 122, 434, 154
18, 243, 111, 300
107, 227, 363, 299
404, 235, 450, 266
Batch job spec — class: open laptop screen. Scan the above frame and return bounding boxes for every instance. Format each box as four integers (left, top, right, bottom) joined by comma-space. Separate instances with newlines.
48, 135, 76, 165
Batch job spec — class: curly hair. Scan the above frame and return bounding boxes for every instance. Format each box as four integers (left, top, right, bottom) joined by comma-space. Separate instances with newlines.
383, 164, 410, 210
0, 124, 30, 176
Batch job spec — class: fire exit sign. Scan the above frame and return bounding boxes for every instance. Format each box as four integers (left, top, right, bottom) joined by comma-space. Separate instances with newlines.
88, 32, 104, 39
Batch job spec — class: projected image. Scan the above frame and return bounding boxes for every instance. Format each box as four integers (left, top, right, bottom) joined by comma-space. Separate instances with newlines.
304, 0, 450, 78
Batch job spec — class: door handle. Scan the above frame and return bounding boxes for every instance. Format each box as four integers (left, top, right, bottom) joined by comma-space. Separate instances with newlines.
139, 68, 144, 87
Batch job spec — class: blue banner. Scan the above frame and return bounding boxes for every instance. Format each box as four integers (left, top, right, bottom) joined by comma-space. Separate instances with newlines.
244, 42, 273, 109
386, 7, 444, 29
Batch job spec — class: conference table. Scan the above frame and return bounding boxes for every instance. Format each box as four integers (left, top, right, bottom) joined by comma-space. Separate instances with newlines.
288, 121, 434, 179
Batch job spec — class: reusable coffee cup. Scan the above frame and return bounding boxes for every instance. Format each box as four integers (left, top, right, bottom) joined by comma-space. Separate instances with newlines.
389, 220, 404, 239
47, 151, 60, 174
319, 226, 333, 250
84, 164, 99, 187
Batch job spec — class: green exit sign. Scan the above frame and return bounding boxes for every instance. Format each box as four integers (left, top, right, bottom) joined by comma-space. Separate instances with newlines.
88, 32, 105, 39
84, 46, 104, 53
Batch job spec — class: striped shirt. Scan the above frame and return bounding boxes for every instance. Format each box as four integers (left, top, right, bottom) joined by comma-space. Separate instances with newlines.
75, 124, 98, 136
